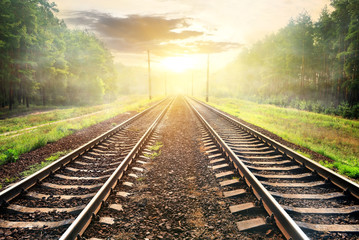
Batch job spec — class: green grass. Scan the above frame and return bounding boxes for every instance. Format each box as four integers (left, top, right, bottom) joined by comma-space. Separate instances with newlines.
0, 95, 162, 165
202, 97, 359, 179
0, 150, 71, 190
145, 141, 163, 159
148, 141, 163, 152
20, 150, 71, 178
0, 95, 160, 135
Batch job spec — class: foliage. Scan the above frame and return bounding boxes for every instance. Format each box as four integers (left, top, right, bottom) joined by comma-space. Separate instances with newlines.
0, 0, 119, 110
254, 96, 359, 119
3, 148, 19, 163
212, 2, 359, 118
148, 141, 163, 151
145, 141, 163, 159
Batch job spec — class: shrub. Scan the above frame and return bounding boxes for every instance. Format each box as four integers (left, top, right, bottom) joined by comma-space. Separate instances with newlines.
4, 149, 19, 163
31, 137, 48, 151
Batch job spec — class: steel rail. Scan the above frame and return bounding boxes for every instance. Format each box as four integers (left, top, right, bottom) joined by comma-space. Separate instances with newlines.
191, 97, 359, 199
60, 97, 174, 240
0, 98, 168, 207
186, 97, 308, 240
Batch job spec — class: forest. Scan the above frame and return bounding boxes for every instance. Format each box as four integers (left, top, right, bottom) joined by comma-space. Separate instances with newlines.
213, 0, 359, 118
0, 0, 119, 110
1, 0, 359, 119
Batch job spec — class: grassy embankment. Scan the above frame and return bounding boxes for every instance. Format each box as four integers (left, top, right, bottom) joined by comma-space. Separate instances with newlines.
0, 95, 162, 166
203, 97, 359, 179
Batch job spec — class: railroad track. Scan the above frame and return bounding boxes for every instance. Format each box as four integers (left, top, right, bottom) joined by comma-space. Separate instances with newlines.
187, 97, 359, 240
0, 97, 173, 239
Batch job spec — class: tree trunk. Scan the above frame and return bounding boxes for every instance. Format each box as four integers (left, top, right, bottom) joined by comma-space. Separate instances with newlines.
1, 84, 5, 108
337, 35, 343, 105
42, 86, 46, 106
301, 39, 305, 94
9, 82, 13, 111
26, 96, 29, 108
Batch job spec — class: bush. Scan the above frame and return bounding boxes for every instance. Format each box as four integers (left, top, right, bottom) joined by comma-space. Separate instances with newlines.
31, 137, 48, 151
336, 102, 359, 119
255, 96, 359, 119
4, 149, 19, 163
311, 102, 324, 113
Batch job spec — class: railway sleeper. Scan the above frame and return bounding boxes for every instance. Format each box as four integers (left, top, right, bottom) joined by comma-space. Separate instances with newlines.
65, 166, 117, 173
234, 150, 276, 155
0, 219, 74, 229
26, 192, 96, 200
247, 165, 301, 172
209, 158, 226, 164
236, 154, 284, 160
74, 160, 121, 167
215, 170, 235, 179
236, 217, 268, 232
87, 151, 116, 157
208, 153, 223, 159
224, 136, 254, 141
223, 189, 247, 198
230, 202, 259, 214
204, 142, 216, 147
54, 173, 111, 180
260, 180, 327, 188
212, 163, 231, 171
241, 159, 292, 165
269, 191, 346, 200
204, 144, 218, 151
296, 221, 359, 233
226, 140, 262, 145
91, 148, 117, 154
41, 182, 103, 190
206, 148, 221, 155
231, 146, 271, 151
227, 143, 266, 148
253, 172, 314, 180
6, 204, 85, 214
282, 205, 359, 214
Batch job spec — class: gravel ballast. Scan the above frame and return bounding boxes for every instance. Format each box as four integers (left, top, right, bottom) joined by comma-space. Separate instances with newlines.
84, 97, 281, 239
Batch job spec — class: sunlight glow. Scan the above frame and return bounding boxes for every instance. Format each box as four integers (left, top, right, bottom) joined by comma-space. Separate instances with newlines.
160, 56, 197, 72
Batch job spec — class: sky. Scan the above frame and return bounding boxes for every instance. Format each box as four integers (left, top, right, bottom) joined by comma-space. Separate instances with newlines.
55, 0, 331, 72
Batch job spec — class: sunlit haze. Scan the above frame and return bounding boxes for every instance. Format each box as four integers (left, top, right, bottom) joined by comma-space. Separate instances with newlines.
161, 56, 200, 73
55, 0, 330, 73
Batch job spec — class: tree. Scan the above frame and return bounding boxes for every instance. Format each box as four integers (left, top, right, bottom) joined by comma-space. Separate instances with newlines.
0, 0, 119, 109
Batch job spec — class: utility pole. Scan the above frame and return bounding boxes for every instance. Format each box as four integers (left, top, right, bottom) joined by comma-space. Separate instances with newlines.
192, 71, 194, 96
147, 50, 152, 100
164, 72, 167, 96
206, 54, 209, 102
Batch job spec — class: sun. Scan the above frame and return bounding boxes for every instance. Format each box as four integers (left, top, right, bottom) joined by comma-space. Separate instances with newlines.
161, 56, 196, 73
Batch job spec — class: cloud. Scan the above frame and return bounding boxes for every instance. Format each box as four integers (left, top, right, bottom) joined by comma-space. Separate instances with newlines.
151, 41, 242, 56
65, 11, 241, 55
